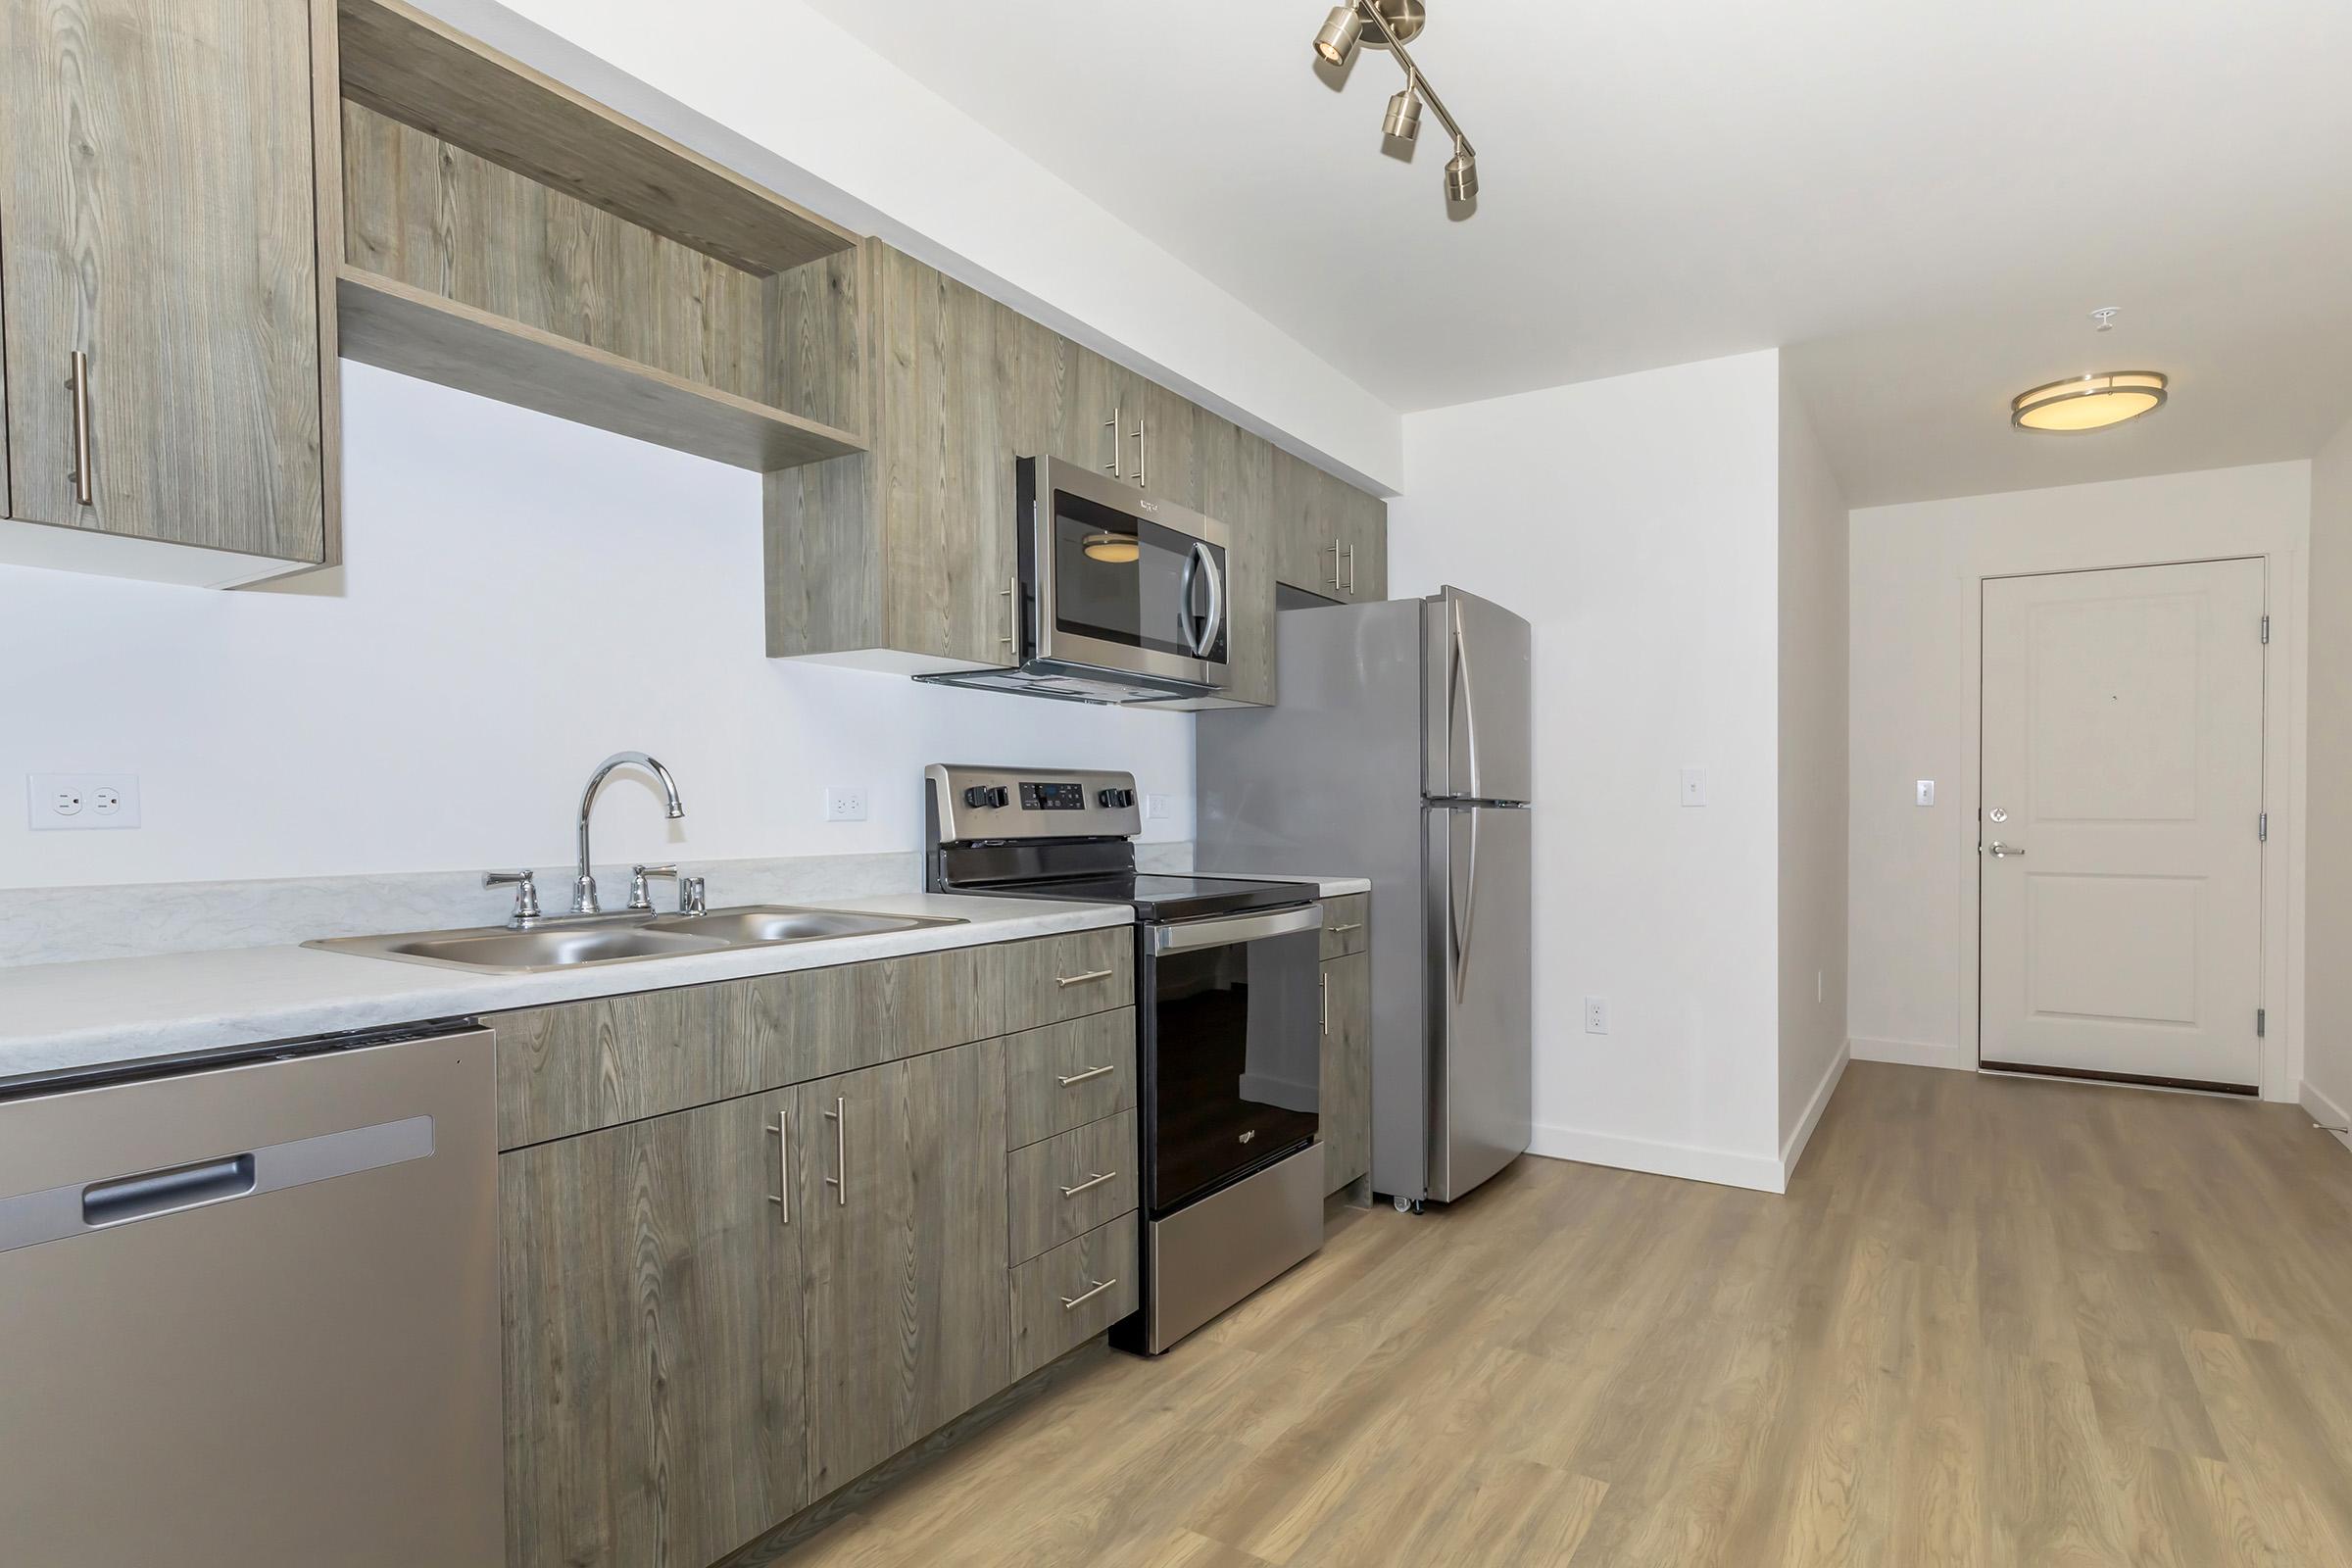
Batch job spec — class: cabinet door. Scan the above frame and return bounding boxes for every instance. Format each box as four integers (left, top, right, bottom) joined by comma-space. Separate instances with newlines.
871, 247, 1012, 664
1321, 952, 1372, 1194
1338, 482, 1389, 603
502, 1090, 808, 1568
796, 1043, 1011, 1497
0, 0, 325, 561
1271, 448, 1342, 597
1198, 409, 1277, 706
1138, 376, 1197, 506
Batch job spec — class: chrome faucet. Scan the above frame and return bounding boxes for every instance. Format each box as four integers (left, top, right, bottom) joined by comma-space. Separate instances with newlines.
574, 752, 684, 914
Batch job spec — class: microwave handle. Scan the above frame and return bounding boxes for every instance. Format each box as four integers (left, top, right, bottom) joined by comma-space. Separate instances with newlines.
1180, 541, 1224, 660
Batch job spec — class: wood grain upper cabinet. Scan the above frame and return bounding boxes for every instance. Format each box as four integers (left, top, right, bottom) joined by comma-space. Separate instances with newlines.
794, 1042, 1012, 1498
1268, 449, 1388, 605
0, 0, 336, 583
1335, 478, 1388, 603
1196, 408, 1277, 707
502, 1090, 809, 1568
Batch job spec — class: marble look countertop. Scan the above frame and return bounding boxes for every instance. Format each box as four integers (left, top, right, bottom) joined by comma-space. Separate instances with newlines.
0, 894, 1130, 1090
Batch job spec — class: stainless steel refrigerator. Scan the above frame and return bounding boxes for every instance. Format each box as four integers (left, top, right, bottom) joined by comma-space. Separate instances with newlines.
1196, 586, 1533, 1208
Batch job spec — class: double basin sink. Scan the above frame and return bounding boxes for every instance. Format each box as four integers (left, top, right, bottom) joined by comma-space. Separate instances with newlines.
308, 906, 965, 975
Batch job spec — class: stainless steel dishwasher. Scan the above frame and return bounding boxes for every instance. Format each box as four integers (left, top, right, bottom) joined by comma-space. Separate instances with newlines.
0, 1025, 503, 1567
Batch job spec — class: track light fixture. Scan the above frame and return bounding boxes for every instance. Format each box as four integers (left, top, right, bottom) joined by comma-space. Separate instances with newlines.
1311, 1, 1480, 210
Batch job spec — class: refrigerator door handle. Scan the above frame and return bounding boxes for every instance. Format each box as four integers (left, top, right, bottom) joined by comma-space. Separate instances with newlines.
1449, 807, 1480, 1001
1450, 600, 1482, 802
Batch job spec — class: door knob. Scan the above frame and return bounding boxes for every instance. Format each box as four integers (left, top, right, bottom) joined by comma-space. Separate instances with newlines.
1985, 842, 2026, 858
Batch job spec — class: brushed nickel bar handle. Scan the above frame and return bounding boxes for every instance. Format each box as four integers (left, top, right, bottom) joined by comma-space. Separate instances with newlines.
1326, 541, 1341, 588
1057, 1064, 1116, 1087
1103, 404, 1122, 477
1344, 544, 1356, 594
824, 1098, 846, 1205
1056, 968, 1115, 989
1060, 1276, 1119, 1311
1328, 922, 1364, 936
1060, 1170, 1117, 1199
1002, 575, 1019, 652
68, 351, 93, 507
1322, 973, 1330, 1036
766, 1115, 790, 1224
1133, 414, 1147, 489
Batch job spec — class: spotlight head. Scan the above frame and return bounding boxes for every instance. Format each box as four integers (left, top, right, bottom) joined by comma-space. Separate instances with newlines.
1383, 85, 1423, 141
1444, 146, 1478, 202
1314, 4, 1363, 66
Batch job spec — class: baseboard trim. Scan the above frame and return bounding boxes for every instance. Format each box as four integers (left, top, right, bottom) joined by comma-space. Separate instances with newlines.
1779, 1041, 1850, 1184
1850, 1035, 1974, 1072
1527, 1124, 1786, 1195
2299, 1079, 2352, 1156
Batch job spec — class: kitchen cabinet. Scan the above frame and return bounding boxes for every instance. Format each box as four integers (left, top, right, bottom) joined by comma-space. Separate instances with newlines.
502, 1088, 810, 1568
1272, 451, 1389, 605
0, 0, 342, 585
1196, 409, 1279, 707
1321, 949, 1373, 1196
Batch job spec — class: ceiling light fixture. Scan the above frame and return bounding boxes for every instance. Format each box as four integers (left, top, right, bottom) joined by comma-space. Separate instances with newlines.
1311, 1, 1481, 211
2011, 371, 2169, 433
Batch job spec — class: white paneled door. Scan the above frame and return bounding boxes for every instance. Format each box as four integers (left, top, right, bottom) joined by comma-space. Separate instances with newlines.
1980, 560, 2267, 1091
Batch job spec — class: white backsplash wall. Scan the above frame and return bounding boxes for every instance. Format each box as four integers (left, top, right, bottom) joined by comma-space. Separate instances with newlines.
0, 365, 1195, 892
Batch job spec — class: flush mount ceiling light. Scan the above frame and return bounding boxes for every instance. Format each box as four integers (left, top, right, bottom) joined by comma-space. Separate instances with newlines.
2011, 370, 2170, 433
1311, 1, 1480, 210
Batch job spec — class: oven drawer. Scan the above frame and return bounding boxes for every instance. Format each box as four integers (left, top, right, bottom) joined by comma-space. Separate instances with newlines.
1007, 1110, 1138, 1265
1009, 1211, 1140, 1378
1319, 894, 1369, 959
1004, 927, 1134, 1035
1004, 1008, 1137, 1151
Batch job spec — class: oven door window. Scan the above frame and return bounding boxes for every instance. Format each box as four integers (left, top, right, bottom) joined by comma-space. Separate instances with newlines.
1051, 489, 1225, 662
1149, 926, 1320, 1211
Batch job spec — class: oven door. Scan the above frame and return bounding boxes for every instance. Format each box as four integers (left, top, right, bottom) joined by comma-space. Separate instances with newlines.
1024, 457, 1230, 691
1140, 904, 1323, 1214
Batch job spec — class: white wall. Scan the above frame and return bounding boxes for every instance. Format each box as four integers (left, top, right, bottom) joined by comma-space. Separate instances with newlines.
1390, 350, 1789, 1191
0, 368, 1194, 890
1776, 376, 1850, 1164
436, 0, 1402, 494
2305, 416, 2352, 1135
1848, 461, 2311, 1098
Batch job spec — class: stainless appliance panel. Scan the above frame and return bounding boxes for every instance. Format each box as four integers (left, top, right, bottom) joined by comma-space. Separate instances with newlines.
0, 1031, 503, 1568
1424, 803, 1535, 1200
1423, 586, 1535, 804
1141, 1141, 1324, 1352
1026, 456, 1230, 693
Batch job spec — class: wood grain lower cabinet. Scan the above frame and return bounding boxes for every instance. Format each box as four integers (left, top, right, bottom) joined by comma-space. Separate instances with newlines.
1321, 951, 1372, 1195
502, 1089, 808, 1568
1009, 1212, 1141, 1379
793, 1043, 1013, 1498
0, 0, 338, 584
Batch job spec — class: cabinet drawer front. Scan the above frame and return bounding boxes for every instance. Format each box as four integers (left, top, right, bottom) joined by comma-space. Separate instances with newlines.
1002, 927, 1134, 1034
1009, 1211, 1139, 1379
1319, 895, 1369, 960
1006, 1110, 1138, 1265
1003, 1009, 1137, 1151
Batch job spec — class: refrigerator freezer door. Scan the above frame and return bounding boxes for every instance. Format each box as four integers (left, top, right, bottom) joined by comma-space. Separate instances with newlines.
1423, 587, 1535, 804
1425, 802, 1534, 1200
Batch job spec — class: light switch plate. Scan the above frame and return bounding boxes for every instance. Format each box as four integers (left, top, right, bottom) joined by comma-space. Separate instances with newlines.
1679, 768, 1707, 808
29, 772, 142, 831
1916, 779, 1936, 808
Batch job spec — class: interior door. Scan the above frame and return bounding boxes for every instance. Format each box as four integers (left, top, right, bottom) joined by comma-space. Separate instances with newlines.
1426, 803, 1535, 1201
1980, 560, 2267, 1090
0, 0, 325, 560
795, 1045, 1009, 1499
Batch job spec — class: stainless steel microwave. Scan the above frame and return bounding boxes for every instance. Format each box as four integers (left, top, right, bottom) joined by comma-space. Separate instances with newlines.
919, 457, 1231, 705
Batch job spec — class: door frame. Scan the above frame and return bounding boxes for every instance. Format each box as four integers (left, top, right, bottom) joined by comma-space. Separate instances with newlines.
1964, 553, 2302, 1100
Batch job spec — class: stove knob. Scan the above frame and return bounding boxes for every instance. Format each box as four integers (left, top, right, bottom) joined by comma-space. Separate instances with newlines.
1097, 788, 1120, 808
964, 785, 1009, 809
1119, 789, 1137, 808
987, 786, 1011, 808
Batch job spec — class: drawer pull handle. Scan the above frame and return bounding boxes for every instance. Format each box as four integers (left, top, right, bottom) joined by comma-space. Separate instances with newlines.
1056, 968, 1116, 988
766, 1115, 790, 1224
1060, 1170, 1118, 1199
1061, 1276, 1119, 1311
1057, 1064, 1117, 1087
1328, 922, 1363, 935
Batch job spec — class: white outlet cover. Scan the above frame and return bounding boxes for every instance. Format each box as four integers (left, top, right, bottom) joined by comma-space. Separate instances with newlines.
823, 787, 868, 823
1679, 768, 1707, 808
1145, 793, 1175, 820
29, 772, 141, 831
1583, 995, 1608, 1034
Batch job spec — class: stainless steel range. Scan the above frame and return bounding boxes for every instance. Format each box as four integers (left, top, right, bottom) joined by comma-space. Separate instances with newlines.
925, 764, 1326, 1353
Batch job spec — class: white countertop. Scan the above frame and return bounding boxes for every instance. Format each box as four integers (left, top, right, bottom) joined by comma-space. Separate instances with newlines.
1205, 872, 1372, 898
0, 894, 1129, 1089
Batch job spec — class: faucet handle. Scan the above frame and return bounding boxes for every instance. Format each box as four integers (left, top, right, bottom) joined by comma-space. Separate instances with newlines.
679, 875, 709, 917
628, 863, 679, 912
485, 869, 541, 924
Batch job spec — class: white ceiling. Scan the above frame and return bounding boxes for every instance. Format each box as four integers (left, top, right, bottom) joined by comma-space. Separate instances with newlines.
800, 0, 2352, 505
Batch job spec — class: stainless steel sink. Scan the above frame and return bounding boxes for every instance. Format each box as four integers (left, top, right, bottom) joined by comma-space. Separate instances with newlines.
307, 905, 966, 975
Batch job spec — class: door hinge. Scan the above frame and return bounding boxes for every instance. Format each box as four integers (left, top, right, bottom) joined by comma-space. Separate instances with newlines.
2257, 1007, 2268, 1039
2261, 613, 2271, 645
2259, 810, 2270, 843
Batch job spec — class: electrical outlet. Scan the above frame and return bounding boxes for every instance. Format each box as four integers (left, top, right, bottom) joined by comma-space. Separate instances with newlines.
1680, 768, 1707, 808
823, 786, 868, 823
1584, 996, 1609, 1035
28, 773, 141, 831
1145, 793, 1174, 820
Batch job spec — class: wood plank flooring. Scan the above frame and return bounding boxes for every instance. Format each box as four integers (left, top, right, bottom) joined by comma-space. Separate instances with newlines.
752, 1063, 2352, 1567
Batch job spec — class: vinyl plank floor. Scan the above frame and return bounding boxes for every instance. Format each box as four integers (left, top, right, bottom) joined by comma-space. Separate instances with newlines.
753, 1064, 2352, 1568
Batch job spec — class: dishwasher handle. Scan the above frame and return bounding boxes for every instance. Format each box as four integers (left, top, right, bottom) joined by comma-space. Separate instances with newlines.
82, 1154, 258, 1227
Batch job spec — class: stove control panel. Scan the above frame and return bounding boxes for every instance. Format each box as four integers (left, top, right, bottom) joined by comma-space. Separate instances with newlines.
925, 764, 1144, 845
